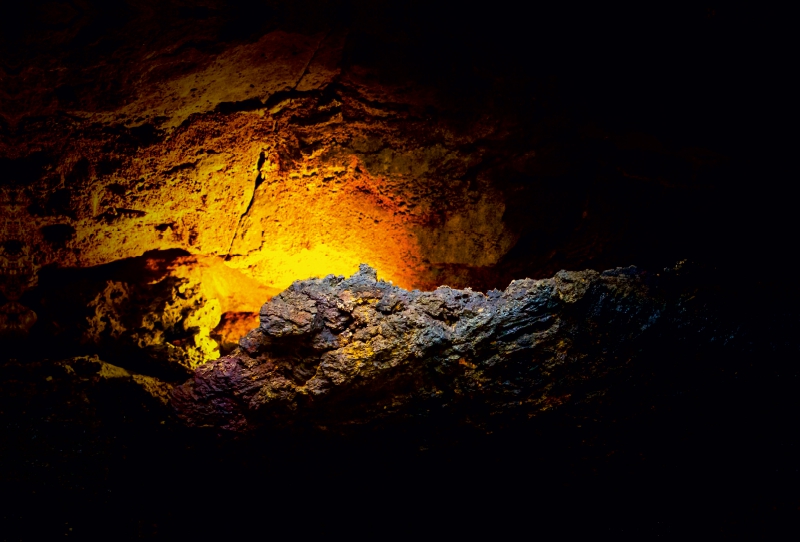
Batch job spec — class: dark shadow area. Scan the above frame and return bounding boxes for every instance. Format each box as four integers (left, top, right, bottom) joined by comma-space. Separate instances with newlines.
2, 338, 798, 538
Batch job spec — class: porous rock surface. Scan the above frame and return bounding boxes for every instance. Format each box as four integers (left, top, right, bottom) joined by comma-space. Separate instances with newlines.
23, 250, 275, 376
1, 1, 761, 308
173, 263, 697, 433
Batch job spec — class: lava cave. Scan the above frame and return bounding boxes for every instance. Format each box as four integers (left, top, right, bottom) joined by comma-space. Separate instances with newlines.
1, 2, 797, 539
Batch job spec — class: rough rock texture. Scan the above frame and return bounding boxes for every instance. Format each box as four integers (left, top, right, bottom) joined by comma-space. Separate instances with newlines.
2, 3, 791, 391
83, 275, 221, 372
20, 250, 276, 376
3, 2, 788, 334
173, 263, 724, 433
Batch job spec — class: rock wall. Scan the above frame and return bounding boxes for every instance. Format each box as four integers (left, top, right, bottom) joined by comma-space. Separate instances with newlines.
5, 3, 784, 375
4, 3, 778, 338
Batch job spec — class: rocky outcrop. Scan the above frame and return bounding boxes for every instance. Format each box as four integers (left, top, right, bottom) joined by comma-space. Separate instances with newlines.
173, 263, 723, 433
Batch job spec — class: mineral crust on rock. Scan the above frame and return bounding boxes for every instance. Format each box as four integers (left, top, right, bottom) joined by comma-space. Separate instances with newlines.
172, 263, 706, 433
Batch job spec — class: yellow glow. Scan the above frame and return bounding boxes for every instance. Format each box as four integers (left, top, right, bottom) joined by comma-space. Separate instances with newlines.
252, 244, 385, 288
66, 124, 513, 298
225, 165, 425, 291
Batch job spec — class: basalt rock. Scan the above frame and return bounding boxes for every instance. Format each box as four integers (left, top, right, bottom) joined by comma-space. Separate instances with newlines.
173, 262, 729, 433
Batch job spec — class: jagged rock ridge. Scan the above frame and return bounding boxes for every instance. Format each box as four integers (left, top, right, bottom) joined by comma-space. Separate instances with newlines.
173, 263, 710, 433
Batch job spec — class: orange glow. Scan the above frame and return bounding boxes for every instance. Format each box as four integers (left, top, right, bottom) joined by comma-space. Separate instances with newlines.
224, 159, 426, 291
53, 113, 515, 303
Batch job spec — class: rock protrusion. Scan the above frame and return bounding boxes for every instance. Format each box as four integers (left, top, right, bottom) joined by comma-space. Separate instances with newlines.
172, 264, 697, 433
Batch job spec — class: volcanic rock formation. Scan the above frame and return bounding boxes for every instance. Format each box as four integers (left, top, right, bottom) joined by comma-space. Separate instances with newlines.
173, 262, 740, 434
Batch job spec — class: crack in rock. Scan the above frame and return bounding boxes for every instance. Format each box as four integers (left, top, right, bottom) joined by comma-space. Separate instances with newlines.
226, 151, 266, 260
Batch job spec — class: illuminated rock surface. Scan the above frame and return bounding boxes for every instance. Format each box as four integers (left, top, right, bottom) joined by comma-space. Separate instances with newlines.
2, 2, 791, 374
173, 262, 773, 433
4, 2, 787, 304
19, 249, 275, 378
